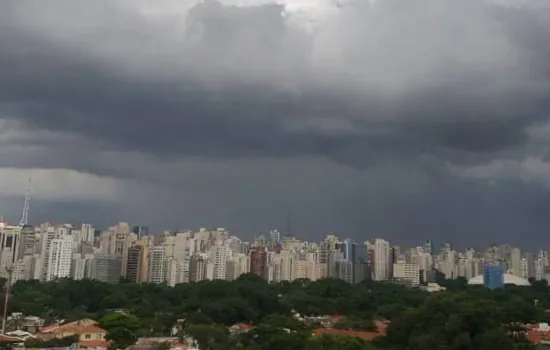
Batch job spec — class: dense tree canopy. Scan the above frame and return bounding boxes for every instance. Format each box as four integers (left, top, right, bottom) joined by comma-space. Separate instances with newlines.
3, 274, 548, 349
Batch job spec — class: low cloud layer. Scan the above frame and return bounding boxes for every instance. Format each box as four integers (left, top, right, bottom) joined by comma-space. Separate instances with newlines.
1, 0, 550, 246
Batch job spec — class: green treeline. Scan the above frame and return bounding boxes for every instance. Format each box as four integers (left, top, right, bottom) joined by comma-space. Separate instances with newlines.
4, 275, 550, 349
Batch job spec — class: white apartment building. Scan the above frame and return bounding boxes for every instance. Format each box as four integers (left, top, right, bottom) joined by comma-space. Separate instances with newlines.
373, 238, 390, 281
211, 241, 230, 280
46, 235, 73, 281
148, 246, 166, 283
39, 226, 56, 281
81, 223, 95, 244
165, 257, 179, 286
173, 234, 195, 283
71, 253, 94, 280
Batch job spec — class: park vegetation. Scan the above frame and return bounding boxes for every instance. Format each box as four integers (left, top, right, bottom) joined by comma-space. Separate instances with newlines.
3, 273, 549, 349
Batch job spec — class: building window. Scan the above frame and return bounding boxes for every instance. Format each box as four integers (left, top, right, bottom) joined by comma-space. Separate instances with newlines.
85, 334, 91, 339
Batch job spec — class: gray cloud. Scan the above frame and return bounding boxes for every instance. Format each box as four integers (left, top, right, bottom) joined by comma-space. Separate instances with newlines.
1, 0, 550, 245
1, 0, 549, 162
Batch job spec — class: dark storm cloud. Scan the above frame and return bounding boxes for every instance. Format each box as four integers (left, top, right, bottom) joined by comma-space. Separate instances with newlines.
3, 0, 550, 246
0, 0, 549, 173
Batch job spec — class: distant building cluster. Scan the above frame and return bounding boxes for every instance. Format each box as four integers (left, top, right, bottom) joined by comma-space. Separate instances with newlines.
0, 220, 543, 287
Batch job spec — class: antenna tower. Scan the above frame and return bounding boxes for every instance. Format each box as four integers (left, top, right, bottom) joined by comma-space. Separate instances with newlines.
18, 172, 32, 227
285, 210, 291, 237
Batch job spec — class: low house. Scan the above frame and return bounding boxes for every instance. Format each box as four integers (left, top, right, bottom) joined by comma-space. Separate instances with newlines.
38, 318, 109, 348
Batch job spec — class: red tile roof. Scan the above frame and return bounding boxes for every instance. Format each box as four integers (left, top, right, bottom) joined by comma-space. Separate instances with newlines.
79, 325, 107, 334
232, 323, 254, 330
313, 319, 388, 341
79, 340, 110, 348
313, 328, 383, 341
526, 330, 550, 344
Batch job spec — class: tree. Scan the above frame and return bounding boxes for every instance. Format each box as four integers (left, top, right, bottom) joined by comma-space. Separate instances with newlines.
306, 334, 378, 350
106, 327, 138, 350
185, 324, 228, 350
100, 312, 141, 333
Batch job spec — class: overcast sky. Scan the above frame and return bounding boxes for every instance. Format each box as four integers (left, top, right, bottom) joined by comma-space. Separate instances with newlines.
1, 0, 550, 247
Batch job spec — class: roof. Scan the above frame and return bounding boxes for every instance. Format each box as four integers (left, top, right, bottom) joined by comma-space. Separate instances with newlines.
78, 325, 107, 333
0, 333, 31, 343
79, 340, 110, 348
313, 328, 383, 341
40, 318, 99, 333
37, 319, 106, 341
467, 273, 531, 286
312, 319, 388, 341
231, 323, 254, 331
131, 337, 191, 350
526, 331, 550, 344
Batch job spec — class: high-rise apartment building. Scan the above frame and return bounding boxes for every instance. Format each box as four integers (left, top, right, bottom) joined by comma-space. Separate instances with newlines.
510, 248, 521, 277
0, 223, 21, 278
250, 247, 267, 278
46, 235, 73, 281
189, 253, 207, 282
211, 241, 230, 280
71, 253, 94, 280
100, 222, 134, 277
147, 246, 166, 284
81, 223, 95, 244
90, 256, 122, 284
336, 259, 353, 283
17, 225, 36, 258
373, 238, 390, 281
126, 246, 144, 283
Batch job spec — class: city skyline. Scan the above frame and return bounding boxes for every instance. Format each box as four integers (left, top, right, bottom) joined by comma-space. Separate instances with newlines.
1, 214, 548, 253
1, 220, 547, 289
2, 0, 550, 246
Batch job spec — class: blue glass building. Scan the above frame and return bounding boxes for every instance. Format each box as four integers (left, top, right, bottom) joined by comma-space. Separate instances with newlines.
484, 263, 505, 290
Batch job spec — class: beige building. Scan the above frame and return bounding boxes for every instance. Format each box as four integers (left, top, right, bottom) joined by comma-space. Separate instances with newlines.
100, 222, 135, 277
393, 261, 420, 285
225, 253, 250, 280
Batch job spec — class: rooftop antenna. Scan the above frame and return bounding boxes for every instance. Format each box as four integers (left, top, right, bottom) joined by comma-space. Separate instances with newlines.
285, 210, 291, 237
18, 171, 32, 227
